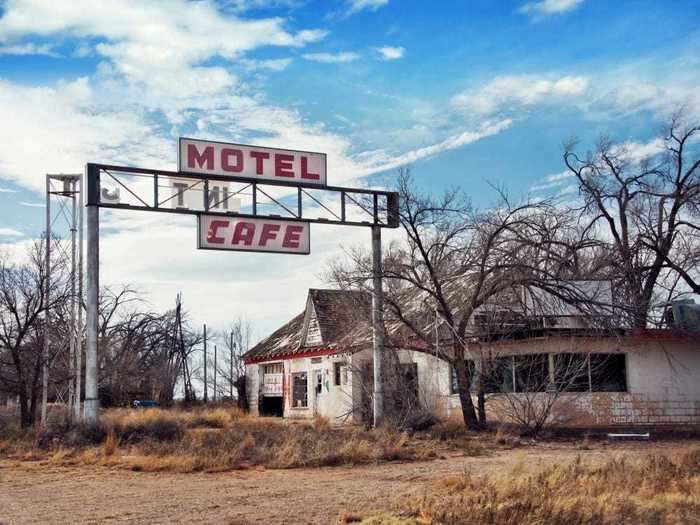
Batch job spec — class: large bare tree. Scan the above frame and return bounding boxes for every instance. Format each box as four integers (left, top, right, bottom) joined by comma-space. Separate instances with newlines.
564, 113, 700, 327
330, 171, 596, 430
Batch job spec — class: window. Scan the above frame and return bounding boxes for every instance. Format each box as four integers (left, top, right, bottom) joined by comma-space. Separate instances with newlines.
292, 372, 308, 408
554, 353, 589, 392
263, 363, 283, 375
450, 360, 477, 394
513, 354, 549, 393
590, 354, 626, 392
482, 357, 515, 393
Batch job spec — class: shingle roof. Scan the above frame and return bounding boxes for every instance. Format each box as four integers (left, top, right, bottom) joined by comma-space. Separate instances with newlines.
243, 289, 372, 362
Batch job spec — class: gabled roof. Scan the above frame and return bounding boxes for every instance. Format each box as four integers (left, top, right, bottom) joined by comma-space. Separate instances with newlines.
243, 289, 372, 362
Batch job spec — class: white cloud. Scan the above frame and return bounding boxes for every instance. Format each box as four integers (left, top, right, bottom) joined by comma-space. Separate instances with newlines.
0, 227, 22, 237
0, 42, 60, 57
240, 57, 293, 72
452, 74, 589, 116
376, 46, 404, 61
0, 187, 17, 193
19, 202, 45, 208
519, 0, 584, 17
0, 78, 172, 192
0, 0, 327, 102
347, 0, 389, 15
302, 51, 360, 63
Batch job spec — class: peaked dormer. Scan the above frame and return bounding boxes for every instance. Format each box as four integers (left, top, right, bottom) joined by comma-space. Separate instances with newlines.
300, 293, 324, 347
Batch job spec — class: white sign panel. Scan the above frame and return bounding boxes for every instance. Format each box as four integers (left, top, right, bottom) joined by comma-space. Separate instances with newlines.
167, 176, 241, 212
179, 137, 327, 186
198, 215, 311, 255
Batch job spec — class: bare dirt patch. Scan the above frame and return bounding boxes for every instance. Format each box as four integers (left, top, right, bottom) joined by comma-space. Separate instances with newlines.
1, 440, 696, 524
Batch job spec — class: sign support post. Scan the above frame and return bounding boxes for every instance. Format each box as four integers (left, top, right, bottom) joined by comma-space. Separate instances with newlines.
371, 225, 384, 427
84, 182, 100, 423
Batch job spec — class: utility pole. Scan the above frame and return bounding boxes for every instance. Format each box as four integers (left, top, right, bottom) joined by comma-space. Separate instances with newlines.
371, 226, 384, 427
229, 332, 234, 400
203, 323, 208, 403
213, 344, 217, 402
41, 176, 51, 425
68, 178, 77, 417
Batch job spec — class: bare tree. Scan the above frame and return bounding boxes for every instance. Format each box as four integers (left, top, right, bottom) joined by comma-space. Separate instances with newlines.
330, 170, 594, 430
564, 112, 700, 327
0, 240, 69, 427
211, 319, 252, 409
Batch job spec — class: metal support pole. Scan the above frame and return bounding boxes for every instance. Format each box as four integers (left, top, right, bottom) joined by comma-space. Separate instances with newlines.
41, 176, 51, 425
84, 202, 99, 423
203, 324, 208, 403
68, 180, 77, 417
75, 175, 84, 420
213, 344, 217, 402
371, 226, 384, 427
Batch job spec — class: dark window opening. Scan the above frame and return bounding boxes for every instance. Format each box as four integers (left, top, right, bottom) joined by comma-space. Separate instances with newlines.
334, 362, 348, 386
555, 353, 590, 392
450, 360, 477, 394
292, 372, 308, 408
590, 353, 626, 392
513, 354, 549, 393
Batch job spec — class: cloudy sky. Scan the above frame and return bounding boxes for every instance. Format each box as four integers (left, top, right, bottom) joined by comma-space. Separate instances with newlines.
0, 0, 698, 343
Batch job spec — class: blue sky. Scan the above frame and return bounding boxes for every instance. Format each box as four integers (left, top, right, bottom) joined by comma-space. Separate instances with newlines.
0, 0, 698, 339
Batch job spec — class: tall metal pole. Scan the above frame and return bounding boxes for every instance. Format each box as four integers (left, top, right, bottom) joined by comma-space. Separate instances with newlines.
84, 197, 99, 423
68, 179, 77, 417
213, 344, 217, 402
75, 175, 84, 420
203, 324, 208, 403
371, 226, 384, 427
230, 332, 234, 400
41, 176, 51, 425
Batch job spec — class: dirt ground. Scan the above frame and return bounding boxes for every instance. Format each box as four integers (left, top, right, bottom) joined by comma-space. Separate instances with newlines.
0, 440, 697, 525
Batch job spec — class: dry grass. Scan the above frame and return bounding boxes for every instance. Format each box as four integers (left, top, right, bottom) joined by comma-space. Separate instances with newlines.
0, 407, 442, 473
360, 447, 700, 525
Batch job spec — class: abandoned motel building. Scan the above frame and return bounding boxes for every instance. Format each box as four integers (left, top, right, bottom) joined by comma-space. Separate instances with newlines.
243, 286, 700, 428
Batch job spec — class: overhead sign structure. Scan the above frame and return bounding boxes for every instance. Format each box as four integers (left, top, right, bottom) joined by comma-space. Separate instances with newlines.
179, 137, 327, 187
198, 215, 310, 255
83, 137, 398, 426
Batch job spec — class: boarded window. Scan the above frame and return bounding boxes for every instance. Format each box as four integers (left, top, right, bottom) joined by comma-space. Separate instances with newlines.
590, 353, 626, 392
292, 372, 308, 408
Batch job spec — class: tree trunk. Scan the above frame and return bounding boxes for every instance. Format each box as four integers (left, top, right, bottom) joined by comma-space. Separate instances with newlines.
18, 386, 31, 428
235, 376, 248, 411
453, 342, 480, 430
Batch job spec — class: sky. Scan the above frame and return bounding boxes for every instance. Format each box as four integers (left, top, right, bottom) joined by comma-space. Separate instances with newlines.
0, 0, 698, 345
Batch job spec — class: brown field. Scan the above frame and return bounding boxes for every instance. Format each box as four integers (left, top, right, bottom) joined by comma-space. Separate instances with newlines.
0, 408, 698, 524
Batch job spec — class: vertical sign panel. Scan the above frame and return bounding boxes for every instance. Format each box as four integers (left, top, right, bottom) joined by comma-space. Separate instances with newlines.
179, 137, 327, 186
198, 215, 311, 255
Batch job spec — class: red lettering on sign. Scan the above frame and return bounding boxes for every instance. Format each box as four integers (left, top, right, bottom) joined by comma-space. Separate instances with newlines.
300, 156, 320, 180
207, 220, 229, 244
250, 151, 270, 175
221, 148, 243, 172
275, 154, 294, 178
232, 222, 256, 246
282, 225, 304, 248
187, 144, 214, 170
259, 223, 281, 246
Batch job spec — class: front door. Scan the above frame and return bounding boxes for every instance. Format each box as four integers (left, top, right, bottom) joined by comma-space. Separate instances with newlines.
313, 369, 323, 416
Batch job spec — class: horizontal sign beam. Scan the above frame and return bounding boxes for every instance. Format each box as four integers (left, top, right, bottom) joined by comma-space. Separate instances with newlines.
86, 163, 399, 228
198, 215, 310, 255
179, 137, 327, 187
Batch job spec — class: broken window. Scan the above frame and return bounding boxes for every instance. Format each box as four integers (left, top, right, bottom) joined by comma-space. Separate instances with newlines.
590, 353, 626, 392
513, 354, 549, 393
554, 353, 590, 392
450, 360, 477, 394
292, 372, 308, 408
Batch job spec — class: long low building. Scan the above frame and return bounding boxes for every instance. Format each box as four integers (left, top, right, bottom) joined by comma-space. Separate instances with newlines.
243, 288, 700, 427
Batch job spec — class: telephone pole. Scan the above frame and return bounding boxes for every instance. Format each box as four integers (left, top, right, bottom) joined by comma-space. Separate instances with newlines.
203, 323, 208, 403
229, 332, 234, 400
213, 344, 217, 402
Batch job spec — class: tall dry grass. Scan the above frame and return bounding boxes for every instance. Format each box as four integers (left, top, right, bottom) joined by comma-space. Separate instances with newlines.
361, 448, 700, 525
0, 407, 439, 472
